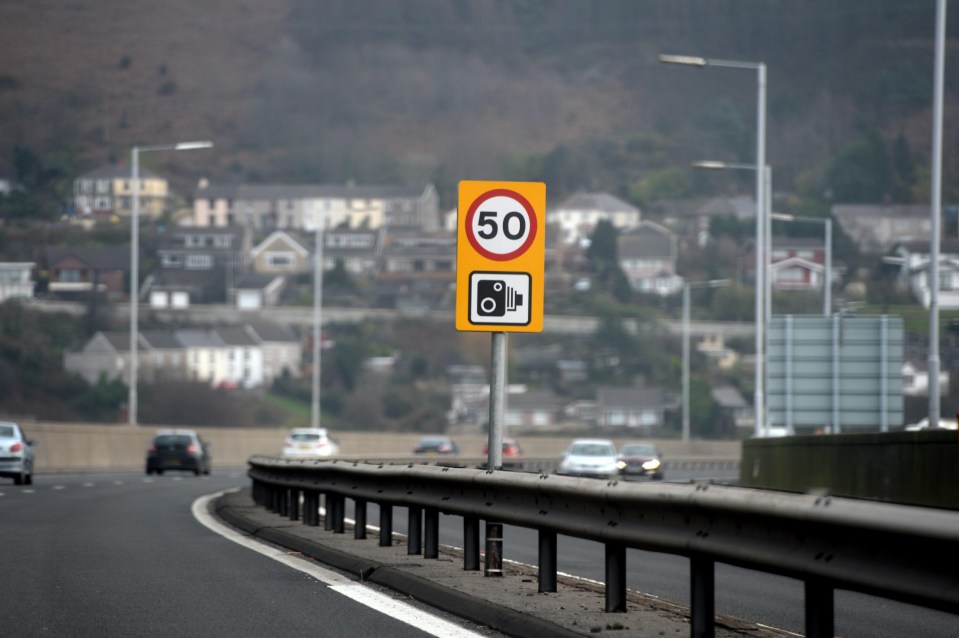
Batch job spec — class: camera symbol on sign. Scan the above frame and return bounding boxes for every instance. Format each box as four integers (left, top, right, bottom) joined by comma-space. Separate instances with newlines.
477, 280, 523, 317
469, 272, 531, 326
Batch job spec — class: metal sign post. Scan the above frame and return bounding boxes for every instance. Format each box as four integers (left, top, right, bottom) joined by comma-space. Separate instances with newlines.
456, 180, 545, 577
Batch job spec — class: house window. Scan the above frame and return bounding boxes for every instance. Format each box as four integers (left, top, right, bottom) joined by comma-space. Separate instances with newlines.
215, 236, 232, 248
162, 254, 183, 267
797, 251, 814, 259
96, 179, 111, 194
186, 255, 213, 270
266, 253, 294, 270
59, 268, 84, 283
94, 196, 111, 210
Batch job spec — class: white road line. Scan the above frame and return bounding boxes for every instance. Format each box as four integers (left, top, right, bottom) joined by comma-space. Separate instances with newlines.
192, 491, 484, 638
53, 485, 66, 490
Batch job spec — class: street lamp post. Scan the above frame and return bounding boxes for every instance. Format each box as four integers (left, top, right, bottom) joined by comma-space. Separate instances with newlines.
662, 53, 767, 439
128, 140, 213, 426
928, 0, 947, 427
771, 213, 832, 316
683, 279, 730, 442
312, 212, 325, 430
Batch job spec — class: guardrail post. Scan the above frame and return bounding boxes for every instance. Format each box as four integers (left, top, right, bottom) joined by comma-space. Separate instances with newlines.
324, 493, 333, 530
690, 555, 715, 637
304, 490, 319, 526
289, 488, 300, 521
464, 515, 480, 570
332, 495, 345, 533
270, 485, 282, 513
805, 578, 834, 638
354, 499, 367, 539
485, 522, 503, 577
379, 503, 393, 547
279, 487, 290, 517
424, 508, 439, 559
408, 506, 423, 554
605, 542, 627, 612
538, 529, 557, 593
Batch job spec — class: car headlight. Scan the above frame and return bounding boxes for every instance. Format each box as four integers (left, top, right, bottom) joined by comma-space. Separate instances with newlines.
642, 459, 661, 471
616, 460, 627, 471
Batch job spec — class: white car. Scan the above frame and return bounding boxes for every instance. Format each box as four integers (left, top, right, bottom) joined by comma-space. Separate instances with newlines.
0, 421, 36, 485
282, 428, 340, 458
557, 438, 619, 478
905, 417, 957, 431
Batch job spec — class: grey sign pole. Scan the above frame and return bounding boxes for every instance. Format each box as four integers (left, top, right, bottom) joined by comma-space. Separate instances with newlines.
484, 331, 506, 577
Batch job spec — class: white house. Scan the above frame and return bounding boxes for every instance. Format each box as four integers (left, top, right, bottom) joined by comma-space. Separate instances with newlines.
0, 262, 35, 302
548, 192, 641, 245
888, 240, 959, 310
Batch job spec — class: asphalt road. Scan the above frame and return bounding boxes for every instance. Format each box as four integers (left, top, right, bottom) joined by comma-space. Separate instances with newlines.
0, 470, 500, 638
3, 469, 957, 638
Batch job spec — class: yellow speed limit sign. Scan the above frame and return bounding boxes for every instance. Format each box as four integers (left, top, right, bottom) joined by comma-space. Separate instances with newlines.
456, 180, 545, 332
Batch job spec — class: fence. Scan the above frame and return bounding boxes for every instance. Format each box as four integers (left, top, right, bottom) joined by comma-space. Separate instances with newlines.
247, 456, 959, 638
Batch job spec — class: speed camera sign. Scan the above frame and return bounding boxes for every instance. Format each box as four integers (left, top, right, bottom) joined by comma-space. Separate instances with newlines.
456, 181, 545, 333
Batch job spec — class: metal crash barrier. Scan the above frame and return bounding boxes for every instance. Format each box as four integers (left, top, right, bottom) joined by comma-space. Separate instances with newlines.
247, 456, 959, 638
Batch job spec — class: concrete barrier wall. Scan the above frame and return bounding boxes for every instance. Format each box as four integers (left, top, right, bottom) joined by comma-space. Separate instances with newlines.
740, 430, 959, 510
14, 421, 741, 473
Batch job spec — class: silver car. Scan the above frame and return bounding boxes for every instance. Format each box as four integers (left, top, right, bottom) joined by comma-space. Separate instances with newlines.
557, 438, 619, 478
0, 421, 36, 485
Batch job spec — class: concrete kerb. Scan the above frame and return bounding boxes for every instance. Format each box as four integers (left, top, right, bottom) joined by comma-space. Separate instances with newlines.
213, 488, 781, 638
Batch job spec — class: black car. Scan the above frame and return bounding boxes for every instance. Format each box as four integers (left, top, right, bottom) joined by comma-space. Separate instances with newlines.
615, 442, 664, 480
146, 429, 211, 476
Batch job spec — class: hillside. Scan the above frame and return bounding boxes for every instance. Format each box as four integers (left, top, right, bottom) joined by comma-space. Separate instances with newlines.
1, 0, 957, 208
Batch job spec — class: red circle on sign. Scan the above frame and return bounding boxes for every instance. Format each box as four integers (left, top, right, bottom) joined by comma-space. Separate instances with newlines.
464, 188, 538, 261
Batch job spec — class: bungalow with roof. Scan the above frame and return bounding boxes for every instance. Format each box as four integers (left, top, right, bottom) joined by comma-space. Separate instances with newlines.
832, 204, 931, 254
73, 164, 170, 219
887, 239, 959, 309
617, 221, 682, 296
595, 386, 676, 431
711, 385, 754, 432
0, 262, 36, 302
250, 230, 312, 276
191, 181, 440, 232
63, 332, 133, 385
548, 192, 641, 246
47, 247, 129, 301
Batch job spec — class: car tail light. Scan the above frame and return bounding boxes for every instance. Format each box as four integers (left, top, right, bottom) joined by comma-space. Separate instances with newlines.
10, 442, 23, 453
186, 442, 198, 455
439, 444, 451, 453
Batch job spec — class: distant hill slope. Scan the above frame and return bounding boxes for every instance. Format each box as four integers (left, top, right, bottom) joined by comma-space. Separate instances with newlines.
1, 0, 955, 206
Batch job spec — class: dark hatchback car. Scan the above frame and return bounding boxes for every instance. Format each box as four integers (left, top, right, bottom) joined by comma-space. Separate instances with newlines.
616, 442, 664, 480
412, 436, 460, 455
146, 430, 211, 476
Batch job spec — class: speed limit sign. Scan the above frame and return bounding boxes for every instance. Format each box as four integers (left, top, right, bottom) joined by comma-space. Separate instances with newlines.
456, 180, 545, 332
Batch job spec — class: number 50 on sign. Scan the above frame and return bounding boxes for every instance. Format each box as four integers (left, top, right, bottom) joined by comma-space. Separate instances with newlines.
456, 180, 546, 332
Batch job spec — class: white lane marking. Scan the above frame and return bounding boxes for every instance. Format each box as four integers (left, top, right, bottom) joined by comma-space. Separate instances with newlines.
21, 489, 35, 494
83, 483, 95, 488
53, 485, 66, 490
192, 491, 484, 638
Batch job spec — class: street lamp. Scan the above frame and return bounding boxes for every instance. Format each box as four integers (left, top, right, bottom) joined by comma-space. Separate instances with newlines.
692, 159, 770, 437
928, 0, 947, 428
682, 279, 730, 442
770, 213, 832, 316
662, 53, 767, 438
129, 140, 213, 426
311, 210, 325, 430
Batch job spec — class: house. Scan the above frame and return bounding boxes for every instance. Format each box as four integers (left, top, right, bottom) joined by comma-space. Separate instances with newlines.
250, 230, 312, 276
549, 192, 641, 246
47, 247, 129, 301
711, 385, 754, 431
216, 326, 264, 389
504, 391, 564, 429
832, 204, 931, 254
323, 228, 381, 277
767, 237, 828, 292
902, 359, 950, 397
148, 226, 251, 306
245, 322, 303, 382
0, 262, 36, 302
887, 240, 959, 309
64, 323, 301, 388
73, 164, 170, 219
373, 232, 456, 310
191, 181, 440, 232
595, 386, 675, 431
617, 221, 682, 296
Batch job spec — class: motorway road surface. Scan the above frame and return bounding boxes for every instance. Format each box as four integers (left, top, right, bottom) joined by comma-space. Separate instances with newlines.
3, 469, 958, 637
0, 470, 503, 638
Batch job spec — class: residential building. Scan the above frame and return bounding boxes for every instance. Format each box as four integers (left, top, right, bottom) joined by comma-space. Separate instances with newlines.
549, 192, 641, 245
902, 358, 950, 397
191, 181, 440, 232
832, 204, 931, 254
233, 273, 286, 310
373, 232, 455, 310
149, 226, 251, 306
711, 385, 754, 431
0, 262, 36, 302
595, 386, 675, 430
73, 164, 170, 219
64, 323, 301, 388
887, 239, 959, 310
250, 231, 312, 276
617, 221, 682, 296
767, 237, 828, 293
47, 247, 128, 301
